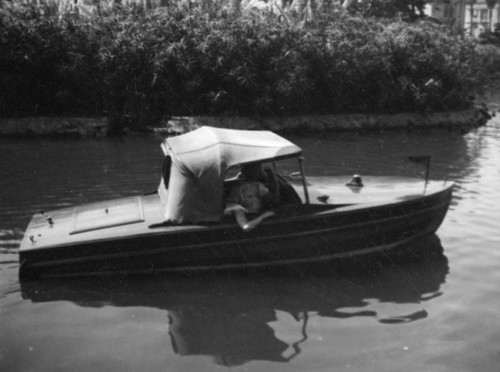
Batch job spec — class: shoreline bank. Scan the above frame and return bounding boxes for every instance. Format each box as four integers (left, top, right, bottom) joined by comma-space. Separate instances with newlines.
0, 106, 493, 138
161, 106, 492, 136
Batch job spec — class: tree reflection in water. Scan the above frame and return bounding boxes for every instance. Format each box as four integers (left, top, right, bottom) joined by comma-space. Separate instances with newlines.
21, 235, 448, 366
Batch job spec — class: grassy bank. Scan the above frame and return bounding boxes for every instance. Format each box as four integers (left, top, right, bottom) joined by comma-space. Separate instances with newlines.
0, 2, 494, 132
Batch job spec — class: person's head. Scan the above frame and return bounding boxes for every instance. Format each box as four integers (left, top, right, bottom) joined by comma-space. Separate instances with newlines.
239, 182, 262, 213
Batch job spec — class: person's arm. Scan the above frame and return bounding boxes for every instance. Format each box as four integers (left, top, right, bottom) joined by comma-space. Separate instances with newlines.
224, 203, 247, 216
234, 209, 275, 232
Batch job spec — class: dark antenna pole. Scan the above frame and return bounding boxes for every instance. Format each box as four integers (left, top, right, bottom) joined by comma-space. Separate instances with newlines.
424, 156, 431, 188
408, 155, 431, 194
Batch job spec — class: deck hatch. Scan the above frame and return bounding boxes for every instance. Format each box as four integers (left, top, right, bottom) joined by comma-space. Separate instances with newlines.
71, 197, 145, 235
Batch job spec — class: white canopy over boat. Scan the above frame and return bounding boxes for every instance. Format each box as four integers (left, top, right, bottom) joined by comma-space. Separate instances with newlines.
159, 126, 302, 223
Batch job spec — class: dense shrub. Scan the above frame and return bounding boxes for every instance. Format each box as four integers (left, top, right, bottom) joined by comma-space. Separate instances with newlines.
476, 44, 500, 77
478, 23, 500, 47
0, 15, 104, 116
0, 3, 486, 130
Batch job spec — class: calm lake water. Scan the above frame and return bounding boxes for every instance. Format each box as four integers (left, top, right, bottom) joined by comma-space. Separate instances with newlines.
1, 111, 500, 371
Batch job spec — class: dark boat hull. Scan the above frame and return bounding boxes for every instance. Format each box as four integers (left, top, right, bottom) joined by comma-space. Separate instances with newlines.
19, 183, 453, 279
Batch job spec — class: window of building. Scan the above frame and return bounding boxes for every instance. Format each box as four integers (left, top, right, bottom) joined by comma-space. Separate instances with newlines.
444, 5, 453, 18
480, 9, 489, 22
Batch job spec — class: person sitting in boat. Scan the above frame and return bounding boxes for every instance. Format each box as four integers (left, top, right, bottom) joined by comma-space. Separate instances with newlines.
235, 163, 281, 206
224, 182, 275, 232
240, 163, 303, 206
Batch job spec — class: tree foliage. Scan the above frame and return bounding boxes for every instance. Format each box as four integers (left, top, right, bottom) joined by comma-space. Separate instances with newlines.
0, 2, 485, 131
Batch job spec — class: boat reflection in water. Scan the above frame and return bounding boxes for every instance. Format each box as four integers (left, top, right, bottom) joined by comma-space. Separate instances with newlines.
21, 235, 448, 366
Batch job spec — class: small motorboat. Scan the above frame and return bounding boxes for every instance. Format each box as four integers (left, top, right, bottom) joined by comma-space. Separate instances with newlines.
19, 126, 453, 279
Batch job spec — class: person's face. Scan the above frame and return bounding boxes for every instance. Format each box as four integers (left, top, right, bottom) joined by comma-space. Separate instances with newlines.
240, 188, 261, 212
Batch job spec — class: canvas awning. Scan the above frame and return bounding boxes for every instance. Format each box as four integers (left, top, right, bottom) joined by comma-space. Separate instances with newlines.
159, 126, 302, 223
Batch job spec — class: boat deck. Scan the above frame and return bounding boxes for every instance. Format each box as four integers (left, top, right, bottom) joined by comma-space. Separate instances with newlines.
20, 177, 452, 253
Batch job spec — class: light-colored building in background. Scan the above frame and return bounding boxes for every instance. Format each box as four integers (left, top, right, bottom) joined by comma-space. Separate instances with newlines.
429, 0, 467, 33
464, 0, 500, 37
430, 0, 499, 36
